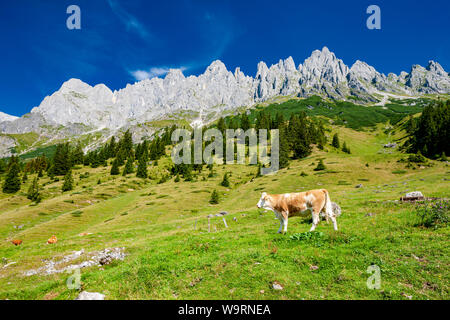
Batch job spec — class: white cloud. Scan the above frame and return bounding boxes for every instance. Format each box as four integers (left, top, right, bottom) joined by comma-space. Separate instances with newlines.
130, 66, 188, 81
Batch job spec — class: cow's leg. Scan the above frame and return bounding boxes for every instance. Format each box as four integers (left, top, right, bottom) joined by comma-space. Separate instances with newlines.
277, 218, 283, 234
310, 209, 320, 232
330, 215, 338, 231
282, 211, 289, 234
283, 216, 288, 234
274, 210, 283, 233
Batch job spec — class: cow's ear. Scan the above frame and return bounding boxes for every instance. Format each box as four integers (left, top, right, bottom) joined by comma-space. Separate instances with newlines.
261, 192, 267, 198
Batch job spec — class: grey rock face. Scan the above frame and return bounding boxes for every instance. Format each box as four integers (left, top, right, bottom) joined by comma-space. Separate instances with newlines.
0, 111, 18, 123
0, 135, 16, 158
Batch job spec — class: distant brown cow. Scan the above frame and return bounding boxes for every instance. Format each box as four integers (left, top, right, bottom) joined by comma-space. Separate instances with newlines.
256, 189, 338, 233
47, 235, 57, 244
11, 239, 22, 246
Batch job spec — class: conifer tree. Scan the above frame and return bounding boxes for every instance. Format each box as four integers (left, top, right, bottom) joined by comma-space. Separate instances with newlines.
220, 172, 230, 187
72, 142, 84, 165
27, 177, 41, 203
342, 142, 351, 154
110, 157, 120, 175
2, 157, 21, 193
332, 133, 340, 149
62, 169, 74, 192
314, 159, 326, 171
122, 157, 134, 176
51, 143, 71, 176
210, 189, 219, 204
136, 156, 147, 179
289, 113, 312, 159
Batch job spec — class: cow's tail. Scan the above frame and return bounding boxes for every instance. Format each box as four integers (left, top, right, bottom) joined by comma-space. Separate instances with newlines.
322, 189, 333, 220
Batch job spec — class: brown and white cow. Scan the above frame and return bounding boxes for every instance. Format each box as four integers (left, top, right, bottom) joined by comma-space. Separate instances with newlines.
256, 189, 338, 233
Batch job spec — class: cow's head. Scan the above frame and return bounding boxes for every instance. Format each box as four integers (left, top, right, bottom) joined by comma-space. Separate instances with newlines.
257, 192, 271, 210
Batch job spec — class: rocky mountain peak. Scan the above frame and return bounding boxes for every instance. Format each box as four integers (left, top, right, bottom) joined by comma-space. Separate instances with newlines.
164, 69, 185, 82
60, 78, 92, 92
205, 60, 228, 74
300, 47, 349, 84
426, 60, 447, 76
255, 61, 269, 79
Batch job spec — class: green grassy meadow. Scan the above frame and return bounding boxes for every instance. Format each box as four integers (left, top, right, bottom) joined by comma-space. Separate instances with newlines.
0, 123, 449, 300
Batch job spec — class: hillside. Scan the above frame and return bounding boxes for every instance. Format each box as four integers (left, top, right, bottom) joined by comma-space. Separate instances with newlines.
0, 122, 448, 300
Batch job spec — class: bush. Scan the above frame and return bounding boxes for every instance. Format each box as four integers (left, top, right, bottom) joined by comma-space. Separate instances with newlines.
408, 152, 427, 163
414, 200, 449, 228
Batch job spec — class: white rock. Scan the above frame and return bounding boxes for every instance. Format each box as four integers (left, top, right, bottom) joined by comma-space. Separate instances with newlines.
405, 191, 424, 198
75, 291, 105, 300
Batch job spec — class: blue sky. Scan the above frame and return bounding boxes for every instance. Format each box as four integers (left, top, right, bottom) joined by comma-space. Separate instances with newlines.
0, 0, 449, 116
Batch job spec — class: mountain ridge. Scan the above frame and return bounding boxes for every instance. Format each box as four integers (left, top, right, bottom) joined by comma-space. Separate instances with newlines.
0, 47, 449, 158
2, 46, 449, 131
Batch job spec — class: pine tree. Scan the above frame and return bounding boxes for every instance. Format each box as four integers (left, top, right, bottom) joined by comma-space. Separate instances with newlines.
72, 142, 84, 165
289, 113, 312, 159
342, 142, 351, 154
136, 156, 147, 179
110, 158, 120, 175
2, 159, 21, 193
332, 133, 340, 149
27, 177, 41, 203
51, 143, 71, 176
314, 159, 326, 171
174, 174, 180, 182
122, 157, 134, 176
220, 172, 230, 187
62, 169, 74, 192
107, 136, 116, 159
210, 189, 219, 204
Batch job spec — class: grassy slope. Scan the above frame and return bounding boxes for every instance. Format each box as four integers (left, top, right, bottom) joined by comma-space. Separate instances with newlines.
0, 125, 449, 300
